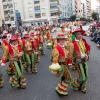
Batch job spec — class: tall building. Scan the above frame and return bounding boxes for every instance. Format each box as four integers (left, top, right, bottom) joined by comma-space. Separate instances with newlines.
74, 0, 82, 19
81, 2, 87, 18
86, 0, 91, 18
96, 0, 100, 13
66, 0, 75, 18
0, 0, 4, 27
2, 0, 70, 26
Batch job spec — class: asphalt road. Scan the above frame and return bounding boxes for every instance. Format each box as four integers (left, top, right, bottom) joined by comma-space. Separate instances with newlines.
0, 30, 100, 100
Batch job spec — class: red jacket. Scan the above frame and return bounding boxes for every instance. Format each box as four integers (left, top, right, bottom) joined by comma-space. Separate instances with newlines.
23, 40, 36, 51
2, 45, 22, 63
67, 38, 91, 65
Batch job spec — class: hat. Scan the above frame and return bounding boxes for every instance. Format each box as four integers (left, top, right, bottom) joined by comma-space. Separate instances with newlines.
30, 32, 34, 36
72, 28, 84, 35
2, 30, 9, 37
72, 28, 85, 41
22, 31, 29, 38
10, 36, 17, 41
56, 34, 65, 39
15, 31, 20, 35
24, 34, 30, 38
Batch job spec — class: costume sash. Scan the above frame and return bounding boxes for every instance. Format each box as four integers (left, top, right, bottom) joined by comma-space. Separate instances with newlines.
56, 45, 65, 57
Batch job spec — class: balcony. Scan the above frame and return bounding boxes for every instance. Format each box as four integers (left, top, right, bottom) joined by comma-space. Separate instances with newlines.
10, 17, 14, 21
50, 3, 57, 8
8, 3, 13, 9
50, 7, 59, 11
5, 17, 10, 21
34, 0, 40, 4
50, 10, 59, 16
2, 0, 7, 2
3, 4, 8, 10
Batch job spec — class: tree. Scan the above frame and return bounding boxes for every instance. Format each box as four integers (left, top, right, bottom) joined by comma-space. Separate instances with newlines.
70, 15, 76, 21
80, 17, 87, 21
86, 18, 91, 22
92, 12, 99, 20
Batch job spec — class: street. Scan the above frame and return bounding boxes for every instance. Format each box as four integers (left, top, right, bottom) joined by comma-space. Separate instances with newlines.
0, 27, 100, 100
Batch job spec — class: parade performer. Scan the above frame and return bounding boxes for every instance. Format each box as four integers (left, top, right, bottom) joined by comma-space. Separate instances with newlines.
1, 36, 26, 88
15, 31, 27, 71
67, 26, 73, 42
30, 32, 39, 64
0, 55, 3, 88
15, 31, 23, 48
34, 32, 40, 62
60, 25, 65, 33
46, 27, 51, 41
2, 31, 9, 51
49, 34, 72, 96
2, 31, 15, 75
23, 32, 37, 73
38, 31, 45, 55
68, 28, 91, 93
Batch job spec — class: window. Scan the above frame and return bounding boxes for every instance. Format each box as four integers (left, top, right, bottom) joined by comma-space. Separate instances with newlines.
41, 6, 45, 9
34, 0, 40, 4
28, 7, 32, 12
3, 4, 7, 9
5, 17, 9, 21
8, 3, 13, 8
10, 17, 14, 21
34, 6, 40, 10
29, 14, 33, 17
51, 12, 58, 16
65, 12, 66, 16
2, 0, 7, 2
35, 14, 41, 18
9, 9, 13, 14
42, 13, 46, 16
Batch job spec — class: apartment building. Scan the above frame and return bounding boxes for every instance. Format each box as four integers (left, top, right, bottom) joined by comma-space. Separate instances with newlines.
2, 0, 70, 26
96, 0, 100, 13
81, 2, 87, 18
86, 0, 91, 18
0, 0, 4, 27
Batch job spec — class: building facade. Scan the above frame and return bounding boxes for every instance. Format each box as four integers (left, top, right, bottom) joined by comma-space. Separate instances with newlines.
96, 0, 100, 13
86, 0, 91, 18
74, 0, 82, 18
81, 2, 87, 18
2, 0, 72, 26
0, 0, 4, 27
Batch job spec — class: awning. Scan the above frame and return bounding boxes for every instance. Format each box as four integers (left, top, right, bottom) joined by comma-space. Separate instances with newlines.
50, 3, 57, 7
